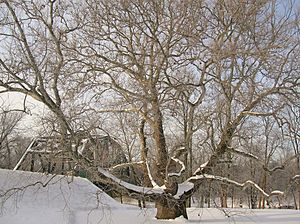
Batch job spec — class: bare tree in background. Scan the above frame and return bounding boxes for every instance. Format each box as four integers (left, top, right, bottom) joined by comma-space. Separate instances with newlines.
0, 104, 23, 169
257, 117, 282, 208
279, 105, 300, 209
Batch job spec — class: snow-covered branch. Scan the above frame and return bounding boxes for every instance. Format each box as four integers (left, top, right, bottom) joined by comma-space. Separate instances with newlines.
145, 159, 161, 188
175, 174, 284, 199
77, 138, 88, 155
290, 175, 300, 182
228, 148, 259, 161
193, 161, 208, 175
109, 161, 144, 171
241, 111, 275, 117
168, 157, 186, 177
172, 146, 186, 159
97, 167, 165, 197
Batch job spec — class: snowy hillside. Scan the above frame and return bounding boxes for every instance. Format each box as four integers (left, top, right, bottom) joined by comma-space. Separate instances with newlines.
0, 168, 124, 224
0, 169, 300, 224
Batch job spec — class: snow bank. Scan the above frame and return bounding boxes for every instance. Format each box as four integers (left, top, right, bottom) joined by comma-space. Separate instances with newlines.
0, 169, 125, 224
0, 169, 300, 224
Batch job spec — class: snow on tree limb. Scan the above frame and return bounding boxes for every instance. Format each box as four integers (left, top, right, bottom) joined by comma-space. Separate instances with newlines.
175, 182, 194, 199
168, 157, 186, 177
193, 161, 208, 175
103, 148, 300, 201
78, 138, 88, 155
145, 159, 161, 188
97, 167, 165, 197
291, 175, 300, 182
109, 161, 144, 171
172, 146, 186, 159
227, 147, 259, 160
175, 174, 283, 199
240, 111, 276, 117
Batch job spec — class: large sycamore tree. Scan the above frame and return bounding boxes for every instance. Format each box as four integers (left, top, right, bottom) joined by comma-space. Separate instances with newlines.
0, 0, 299, 219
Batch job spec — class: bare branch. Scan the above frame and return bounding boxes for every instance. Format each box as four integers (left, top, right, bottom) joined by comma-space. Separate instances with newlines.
265, 153, 300, 173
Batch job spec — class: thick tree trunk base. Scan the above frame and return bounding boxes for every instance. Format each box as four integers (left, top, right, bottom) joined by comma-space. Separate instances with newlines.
155, 198, 188, 220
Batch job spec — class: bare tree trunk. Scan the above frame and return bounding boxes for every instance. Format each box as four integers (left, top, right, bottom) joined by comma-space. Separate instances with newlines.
139, 118, 151, 188
220, 184, 228, 208
291, 188, 298, 210
152, 108, 168, 185
295, 158, 300, 210
150, 97, 187, 218
6, 140, 11, 169
200, 194, 204, 207
298, 184, 300, 210
184, 108, 195, 208
250, 187, 257, 209
207, 183, 211, 208
231, 188, 234, 208
30, 153, 35, 172
258, 171, 267, 209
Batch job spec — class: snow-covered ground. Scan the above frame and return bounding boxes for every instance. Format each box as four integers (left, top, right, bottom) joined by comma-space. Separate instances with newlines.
0, 169, 299, 224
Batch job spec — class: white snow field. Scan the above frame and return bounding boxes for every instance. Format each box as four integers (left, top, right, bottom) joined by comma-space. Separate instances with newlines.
0, 169, 299, 224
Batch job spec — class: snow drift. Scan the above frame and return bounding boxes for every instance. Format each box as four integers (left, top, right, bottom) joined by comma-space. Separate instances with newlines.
0, 169, 127, 224
0, 169, 300, 224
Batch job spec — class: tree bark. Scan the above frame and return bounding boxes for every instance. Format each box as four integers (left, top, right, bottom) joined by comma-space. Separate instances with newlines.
258, 171, 267, 209
151, 100, 168, 185
139, 118, 151, 187
298, 184, 300, 210
155, 197, 188, 219
220, 184, 228, 208
6, 140, 11, 169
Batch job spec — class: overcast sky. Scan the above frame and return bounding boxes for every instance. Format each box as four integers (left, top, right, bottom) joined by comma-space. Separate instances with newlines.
0, 91, 47, 135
